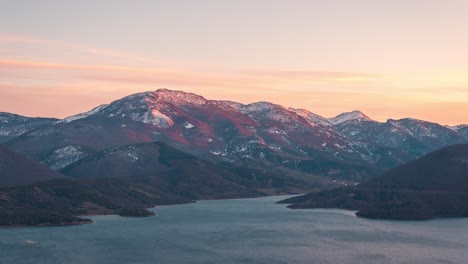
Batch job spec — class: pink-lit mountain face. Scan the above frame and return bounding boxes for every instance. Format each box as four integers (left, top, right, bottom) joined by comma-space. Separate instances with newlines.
6, 89, 468, 181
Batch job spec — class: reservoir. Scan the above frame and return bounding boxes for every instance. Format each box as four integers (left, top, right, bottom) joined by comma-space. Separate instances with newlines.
1, 195, 467, 264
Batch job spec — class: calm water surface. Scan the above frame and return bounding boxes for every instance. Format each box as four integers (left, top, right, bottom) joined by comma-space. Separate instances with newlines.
1, 195, 467, 264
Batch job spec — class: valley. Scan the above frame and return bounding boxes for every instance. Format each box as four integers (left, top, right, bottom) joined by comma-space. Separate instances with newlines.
1, 89, 468, 226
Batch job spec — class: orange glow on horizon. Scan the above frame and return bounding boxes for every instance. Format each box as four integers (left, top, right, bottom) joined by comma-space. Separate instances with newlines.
0, 33, 467, 125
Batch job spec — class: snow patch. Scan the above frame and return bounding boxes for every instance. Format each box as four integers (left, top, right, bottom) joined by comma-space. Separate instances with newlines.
131, 109, 174, 127
289, 108, 331, 126
267, 128, 287, 135
447, 124, 468, 131
0, 130, 11, 136
329, 110, 373, 125
242, 102, 277, 113
184, 122, 194, 129
43, 145, 85, 170
58, 104, 108, 123
127, 152, 139, 163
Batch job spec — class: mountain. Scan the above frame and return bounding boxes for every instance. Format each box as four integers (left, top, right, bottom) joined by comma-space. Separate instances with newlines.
0, 143, 194, 227
288, 108, 332, 126
280, 143, 468, 220
3, 89, 468, 224
0, 141, 318, 227
0, 143, 64, 187
328, 110, 373, 125
5, 89, 421, 181
0, 144, 88, 226
60, 141, 313, 198
447, 124, 468, 131
0, 177, 187, 227
0, 112, 58, 142
5, 89, 468, 183
455, 126, 468, 140
332, 117, 467, 157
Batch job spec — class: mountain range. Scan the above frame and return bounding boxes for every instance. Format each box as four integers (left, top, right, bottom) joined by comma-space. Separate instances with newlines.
0, 112, 57, 142
4, 89, 467, 182
1, 141, 312, 227
1, 88, 468, 225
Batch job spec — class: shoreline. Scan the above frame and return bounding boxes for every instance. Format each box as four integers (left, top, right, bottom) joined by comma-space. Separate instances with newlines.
0, 219, 94, 229
0, 194, 301, 229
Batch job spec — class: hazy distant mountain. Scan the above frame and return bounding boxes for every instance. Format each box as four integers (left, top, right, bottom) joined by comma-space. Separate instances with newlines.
0, 112, 58, 142
0, 143, 64, 187
280, 143, 468, 220
6, 89, 467, 181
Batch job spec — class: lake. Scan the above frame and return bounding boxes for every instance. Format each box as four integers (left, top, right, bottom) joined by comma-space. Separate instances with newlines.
1, 195, 467, 264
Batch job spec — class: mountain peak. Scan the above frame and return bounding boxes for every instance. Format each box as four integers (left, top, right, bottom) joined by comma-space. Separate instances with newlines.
329, 110, 373, 125
151, 88, 207, 105
242, 101, 285, 112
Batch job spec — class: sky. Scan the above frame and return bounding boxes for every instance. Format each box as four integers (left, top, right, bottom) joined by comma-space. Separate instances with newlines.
1, 0, 468, 125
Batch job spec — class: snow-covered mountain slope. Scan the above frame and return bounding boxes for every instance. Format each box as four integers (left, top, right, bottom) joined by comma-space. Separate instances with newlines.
0, 112, 58, 142
456, 126, 468, 140
333, 117, 467, 155
288, 108, 332, 126
447, 124, 468, 132
6, 89, 467, 181
57, 104, 109, 124
328, 110, 374, 125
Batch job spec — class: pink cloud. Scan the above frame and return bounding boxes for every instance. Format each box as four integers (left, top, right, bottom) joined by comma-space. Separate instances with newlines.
0, 34, 166, 65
